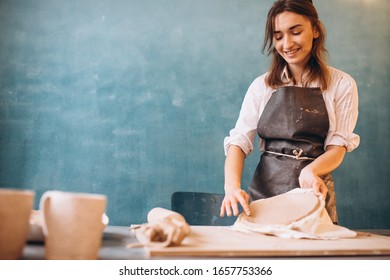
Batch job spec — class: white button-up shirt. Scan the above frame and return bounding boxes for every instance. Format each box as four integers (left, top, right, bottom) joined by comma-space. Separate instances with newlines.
224, 66, 360, 156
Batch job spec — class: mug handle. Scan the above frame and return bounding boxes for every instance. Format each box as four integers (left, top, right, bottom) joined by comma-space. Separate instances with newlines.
39, 191, 53, 237
102, 213, 109, 226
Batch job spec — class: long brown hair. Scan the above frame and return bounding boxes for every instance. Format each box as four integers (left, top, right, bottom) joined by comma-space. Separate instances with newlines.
262, 0, 329, 90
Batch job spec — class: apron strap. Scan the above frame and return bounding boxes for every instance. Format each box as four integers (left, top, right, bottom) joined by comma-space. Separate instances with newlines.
264, 149, 316, 160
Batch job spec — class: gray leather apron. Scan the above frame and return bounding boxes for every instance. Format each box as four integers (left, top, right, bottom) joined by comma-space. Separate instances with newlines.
249, 86, 338, 223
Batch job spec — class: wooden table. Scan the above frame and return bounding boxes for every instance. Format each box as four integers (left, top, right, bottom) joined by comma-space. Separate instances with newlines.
145, 226, 390, 258
22, 226, 390, 259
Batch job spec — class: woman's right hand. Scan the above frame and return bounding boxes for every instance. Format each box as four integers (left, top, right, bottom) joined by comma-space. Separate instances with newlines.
220, 188, 251, 217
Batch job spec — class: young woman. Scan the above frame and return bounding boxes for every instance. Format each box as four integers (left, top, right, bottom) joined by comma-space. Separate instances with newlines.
220, 0, 359, 223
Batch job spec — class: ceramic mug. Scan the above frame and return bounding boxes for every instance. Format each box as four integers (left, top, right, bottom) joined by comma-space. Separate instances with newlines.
0, 188, 35, 259
39, 190, 108, 260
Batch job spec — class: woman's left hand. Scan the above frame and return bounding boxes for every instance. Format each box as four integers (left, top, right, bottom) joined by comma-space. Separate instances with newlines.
299, 167, 328, 198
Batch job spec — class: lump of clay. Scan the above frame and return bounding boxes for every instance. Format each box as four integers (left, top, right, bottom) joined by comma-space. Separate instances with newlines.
129, 207, 190, 247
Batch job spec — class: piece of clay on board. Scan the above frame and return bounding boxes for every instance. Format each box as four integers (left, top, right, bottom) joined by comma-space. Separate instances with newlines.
242, 192, 320, 225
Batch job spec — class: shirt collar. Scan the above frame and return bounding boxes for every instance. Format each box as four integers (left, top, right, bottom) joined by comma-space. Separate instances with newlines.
280, 66, 321, 88
281, 67, 292, 84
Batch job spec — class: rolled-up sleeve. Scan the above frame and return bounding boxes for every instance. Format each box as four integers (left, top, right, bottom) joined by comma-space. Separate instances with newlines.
325, 70, 360, 152
224, 77, 268, 156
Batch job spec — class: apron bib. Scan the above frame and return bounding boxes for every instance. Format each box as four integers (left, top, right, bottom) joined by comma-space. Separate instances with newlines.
249, 86, 338, 223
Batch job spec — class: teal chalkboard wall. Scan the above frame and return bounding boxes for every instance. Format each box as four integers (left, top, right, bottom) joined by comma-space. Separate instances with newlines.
0, 0, 389, 228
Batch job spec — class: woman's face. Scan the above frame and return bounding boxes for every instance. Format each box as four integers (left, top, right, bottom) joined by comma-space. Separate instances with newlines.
273, 11, 319, 73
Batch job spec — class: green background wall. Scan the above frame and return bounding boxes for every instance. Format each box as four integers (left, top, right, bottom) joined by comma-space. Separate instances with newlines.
0, 0, 389, 228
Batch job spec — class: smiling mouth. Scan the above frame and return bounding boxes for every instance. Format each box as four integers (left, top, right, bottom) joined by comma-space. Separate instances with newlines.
284, 48, 300, 56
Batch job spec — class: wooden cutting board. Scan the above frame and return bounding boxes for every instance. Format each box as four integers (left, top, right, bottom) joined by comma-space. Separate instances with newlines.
146, 226, 390, 257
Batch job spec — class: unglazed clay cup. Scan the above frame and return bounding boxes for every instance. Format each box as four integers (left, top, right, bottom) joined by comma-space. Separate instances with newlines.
0, 188, 35, 259
39, 190, 108, 260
